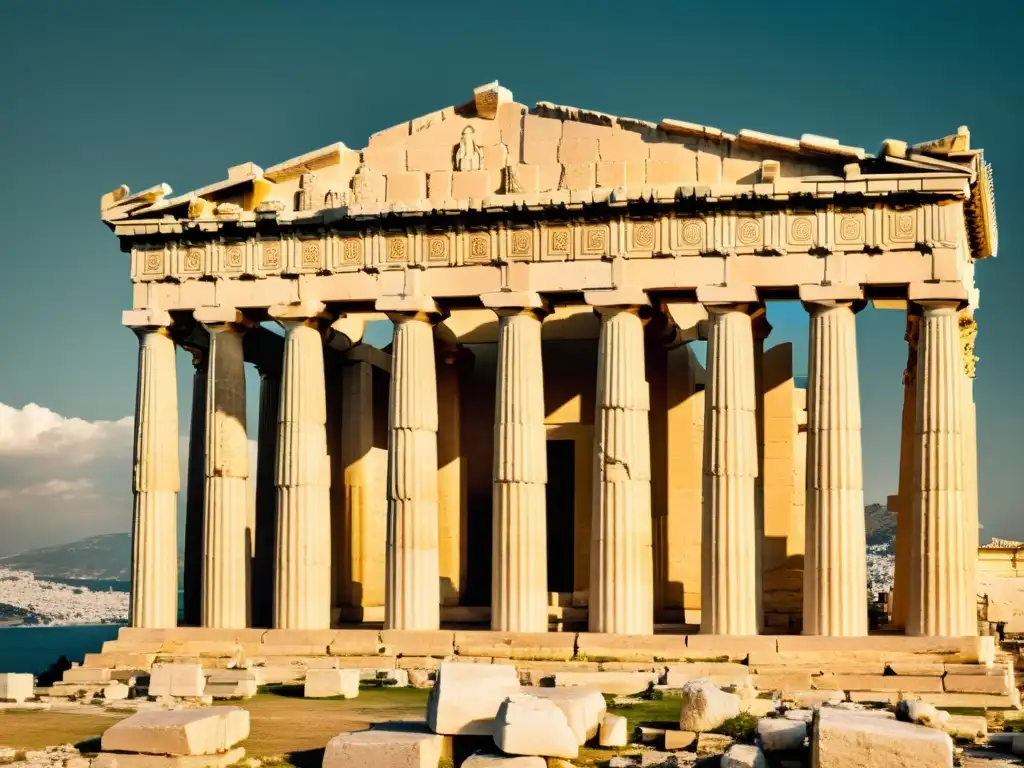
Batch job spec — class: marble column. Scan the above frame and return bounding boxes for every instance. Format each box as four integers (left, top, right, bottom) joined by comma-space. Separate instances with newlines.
701, 304, 758, 636
589, 303, 653, 635
802, 300, 868, 636
960, 310, 980, 628
907, 301, 975, 637
124, 309, 180, 629
486, 293, 549, 632
251, 360, 280, 629
752, 313, 770, 634
181, 344, 207, 627
269, 302, 332, 630
890, 314, 919, 630
382, 301, 441, 631
194, 308, 251, 629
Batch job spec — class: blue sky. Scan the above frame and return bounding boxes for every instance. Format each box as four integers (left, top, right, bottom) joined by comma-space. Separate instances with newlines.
0, 0, 1020, 553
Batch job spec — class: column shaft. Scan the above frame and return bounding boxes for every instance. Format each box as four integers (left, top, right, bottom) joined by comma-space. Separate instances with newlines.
201, 324, 250, 628
802, 302, 868, 636
128, 325, 180, 628
385, 315, 440, 630
182, 348, 207, 627
701, 307, 758, 635
492, 310, 548, 632
590, 308, 653, 635
273, 316, 331, 629
891, 314, 919, 629
907, 303, 975, 636
251, 368, 280, 628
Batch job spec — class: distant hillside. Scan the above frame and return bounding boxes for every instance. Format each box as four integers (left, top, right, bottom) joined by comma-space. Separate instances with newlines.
0, 533, 131, 581
865, 502, 897, 552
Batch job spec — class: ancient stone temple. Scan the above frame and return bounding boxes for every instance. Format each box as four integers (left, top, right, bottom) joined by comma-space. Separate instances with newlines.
101, 81, 998, 641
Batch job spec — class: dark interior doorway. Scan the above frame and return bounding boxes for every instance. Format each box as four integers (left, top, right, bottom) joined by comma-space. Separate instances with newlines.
545, 439, 575, 593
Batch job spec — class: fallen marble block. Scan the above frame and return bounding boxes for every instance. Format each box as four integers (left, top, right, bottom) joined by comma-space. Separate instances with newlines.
722, 743, 767, 768
756, 717, 806, 751
206, 670, 258, 699
323, 723, 450, 768
599, 713, 628, 747
493, 693, 579, 759
100, 707, 250, 756
813, 707, 953, 767
148, 663, 205, 698
528, 685, 607, 743
0, 672, 34, 703
679, 679, 741, 733
305, 668, 360, 699
103, 682, 131, 701
426, 661, 520, 735
462, 753, 546, 768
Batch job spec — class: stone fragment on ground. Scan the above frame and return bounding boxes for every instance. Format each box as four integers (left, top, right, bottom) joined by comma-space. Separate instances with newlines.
0, 673, 34, 703
943, 714, 987, 742
426, 661, 520, 735
783, 690, 843, 708
304, 669, 359, 699
895, 699, 950, 729
103, 682, 130, 701
663, 730, 697, 750
633, 725, 666, 744
756, 717, 807, 751
493, 693, 579, 759
462, 753, 546, 768
529, 685, 607, 743
678, 679, 741, 732
323, 723, 451, 768
599, 713, 627, 746
100, 706, 250, 755
552, 671, 656, 695
206, 669, 258, 699
408, 669, 433, 688
721, 744, 767, 768
696, 732, 734, 756
813, 707, 954, 767
148, 663, 205, 698
91, 747, 247, 767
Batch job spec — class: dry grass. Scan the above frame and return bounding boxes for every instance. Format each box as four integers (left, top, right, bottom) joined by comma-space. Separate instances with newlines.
1, 687, 432, 768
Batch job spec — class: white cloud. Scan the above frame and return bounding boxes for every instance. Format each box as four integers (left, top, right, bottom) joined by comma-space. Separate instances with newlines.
0, 403, 134, 556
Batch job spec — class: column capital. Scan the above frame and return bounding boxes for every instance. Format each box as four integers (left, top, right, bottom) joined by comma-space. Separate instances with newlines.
268, 301, 329, 330
908, 281, 969, 311
798, 283, 865, 306
325, 315, 366, 353
480, 290, 551, 318
583, 287, 650, 309
660, 301, 708, 342
123, 308, 172, 332
697, 284, 758, 309
193, 306, 253, 332
375, 294, 442, 323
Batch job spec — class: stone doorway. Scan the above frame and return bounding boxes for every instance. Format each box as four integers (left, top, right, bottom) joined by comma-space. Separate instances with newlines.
545, 439, 576, 594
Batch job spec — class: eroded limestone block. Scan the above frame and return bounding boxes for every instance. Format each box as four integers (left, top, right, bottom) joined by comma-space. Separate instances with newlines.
304, 669, 360, 699
552, 671, 656, 695
944, 714, 986, 742
426, 662, 520, 735
103, 682, 131, 701
813, 708, 953, 767
323, 725, 450, 768
493, 694, 579, 759
722, 744, 767, 768
462, 753, 546, 768
101, 707, 250, 756
664, 730, 697, 750
756, 718, 806, 751
0, 672, 34, 702
529, 686, 606, 743
679, 680, 741, 733
696, 732, 735, 756
149, 663, 205, 698
64, 667, 113, 684
664, 663, 750, 688
599, 713, 628, 747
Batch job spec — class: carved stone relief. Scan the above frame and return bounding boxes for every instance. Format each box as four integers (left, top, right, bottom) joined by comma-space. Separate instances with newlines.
296, 172, 316, 212
352, 165, 383, 205
503, 165, 522, 194
455, 126, 483, 172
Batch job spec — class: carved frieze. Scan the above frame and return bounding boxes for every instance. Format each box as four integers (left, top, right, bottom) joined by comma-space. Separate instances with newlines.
455, 127, 483, 172
127, 202, 956, 284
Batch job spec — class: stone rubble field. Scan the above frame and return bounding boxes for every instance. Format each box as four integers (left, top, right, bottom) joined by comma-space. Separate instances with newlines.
3, 662, 1024, 767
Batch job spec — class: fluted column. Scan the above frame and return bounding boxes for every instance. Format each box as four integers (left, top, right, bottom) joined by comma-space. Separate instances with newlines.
802, 300, 868, 636
701, 304, 758, 635
182, 344, 207, 627
960, 310, 980, 621
269, 301, 332, 630
382, 300, 441, 630
752, 313, 771, 634
589, 301, 653, 635
486, 293, 549, 632
907, 300, 975, 636
891, 314, 919, 630
251, 361, 280, 629
124, 309, 180, 629
195, 308, 251, 629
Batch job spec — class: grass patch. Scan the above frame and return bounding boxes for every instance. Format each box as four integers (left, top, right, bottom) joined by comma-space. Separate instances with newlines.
711, 712, 758, 743
607, 694, 681, 734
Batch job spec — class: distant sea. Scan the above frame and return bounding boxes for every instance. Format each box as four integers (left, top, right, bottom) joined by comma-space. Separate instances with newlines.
0, 624, 122, 674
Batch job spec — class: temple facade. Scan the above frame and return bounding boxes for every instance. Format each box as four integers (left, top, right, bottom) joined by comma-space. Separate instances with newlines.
101, 81, 998, 638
